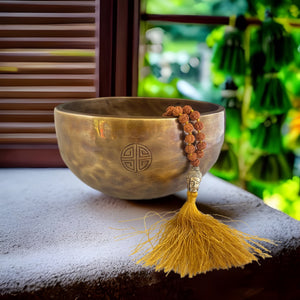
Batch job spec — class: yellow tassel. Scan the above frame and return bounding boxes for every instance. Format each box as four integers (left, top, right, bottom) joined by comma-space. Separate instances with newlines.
132, 187, 273, 278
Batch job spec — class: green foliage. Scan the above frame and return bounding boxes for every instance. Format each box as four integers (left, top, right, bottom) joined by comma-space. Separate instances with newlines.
263, 176, 300, 220
246, 0, 300, 18
282, 109, 300, 153
138, 75, 182, 98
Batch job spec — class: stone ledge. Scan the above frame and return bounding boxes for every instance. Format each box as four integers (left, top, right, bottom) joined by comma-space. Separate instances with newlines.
0, 169, 299, 299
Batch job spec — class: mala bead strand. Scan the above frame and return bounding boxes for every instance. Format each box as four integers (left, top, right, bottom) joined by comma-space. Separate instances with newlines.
163, 105, 206, 168
193, 113, 205, 162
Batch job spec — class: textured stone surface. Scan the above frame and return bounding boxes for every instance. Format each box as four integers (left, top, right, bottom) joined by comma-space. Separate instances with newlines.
0, 169, 299, 299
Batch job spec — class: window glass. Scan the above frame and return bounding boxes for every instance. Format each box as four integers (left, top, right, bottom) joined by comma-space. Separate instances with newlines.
139, 23, 220, 101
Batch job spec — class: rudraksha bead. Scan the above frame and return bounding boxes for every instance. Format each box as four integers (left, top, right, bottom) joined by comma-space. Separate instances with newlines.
194, 121, 204, 131
172, 106, 183, 116
191, 159, 200, 167
183, 123, 194, 133
184, 134, 195, 144
185, 145, 195, 154
163, 106, 175, 116
196, 150, 204, 158
190, 110, 200, 121
183, 105, 193, 115
195, 132, 205, 141
197, 141, 207, 150
178, 114, 189, 124
187, 152, 197, 161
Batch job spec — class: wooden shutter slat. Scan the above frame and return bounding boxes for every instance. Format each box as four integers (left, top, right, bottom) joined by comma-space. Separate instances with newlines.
0, 49, 95, 63
0, 122, 55, 133
0, 74, 95, 86
0, 133, 57, 144
0, 86, 96, 98
0, 110, 54, 122
0, 1, 95, 13
0, 24, 95, 38
0, 37, 96, 49
0, 62, 95, 74
0, 13, 95, 24
0, 98, 84, 110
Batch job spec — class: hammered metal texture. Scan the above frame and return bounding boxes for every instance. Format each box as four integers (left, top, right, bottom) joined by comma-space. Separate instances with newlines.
54, 97, 225, 200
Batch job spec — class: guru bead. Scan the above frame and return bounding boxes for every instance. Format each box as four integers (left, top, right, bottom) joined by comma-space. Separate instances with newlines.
183, 123, 194, 133
185, 145, 195, 154
172, 106, 183, 116
183, 105, 193, 115
194, 121, 204, 131
184, 134, 195, 144
190, 110, 200, 121
178, 114, 189, 124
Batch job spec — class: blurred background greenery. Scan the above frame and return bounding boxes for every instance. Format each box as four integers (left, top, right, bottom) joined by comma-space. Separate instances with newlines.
138, 0, 300, 220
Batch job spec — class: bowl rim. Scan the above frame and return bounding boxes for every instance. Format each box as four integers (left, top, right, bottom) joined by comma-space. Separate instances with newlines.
54, 97, 224, 120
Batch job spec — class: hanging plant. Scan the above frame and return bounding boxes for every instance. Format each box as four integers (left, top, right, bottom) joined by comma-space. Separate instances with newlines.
247, 153, 292, 183
210, 144, 239, 181
250, 74, 291, 114
250, 115, 283, 154
251, 12, 296, 74
221, 78, 242, 141
212, 28, 246, 76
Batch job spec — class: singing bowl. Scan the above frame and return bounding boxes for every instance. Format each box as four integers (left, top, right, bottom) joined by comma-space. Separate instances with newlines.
54, 97, 225, 200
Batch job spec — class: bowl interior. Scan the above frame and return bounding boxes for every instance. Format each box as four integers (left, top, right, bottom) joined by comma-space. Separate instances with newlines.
56, 97, 223, 118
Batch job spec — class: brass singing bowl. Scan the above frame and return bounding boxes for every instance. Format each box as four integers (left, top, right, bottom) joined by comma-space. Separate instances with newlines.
54, 97, 225, 200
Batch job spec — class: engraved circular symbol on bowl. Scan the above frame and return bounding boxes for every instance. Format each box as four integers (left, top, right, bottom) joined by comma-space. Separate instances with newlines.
120, 144, 152, 173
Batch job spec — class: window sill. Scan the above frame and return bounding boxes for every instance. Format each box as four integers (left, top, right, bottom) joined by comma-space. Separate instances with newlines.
1, 169, 299, 299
